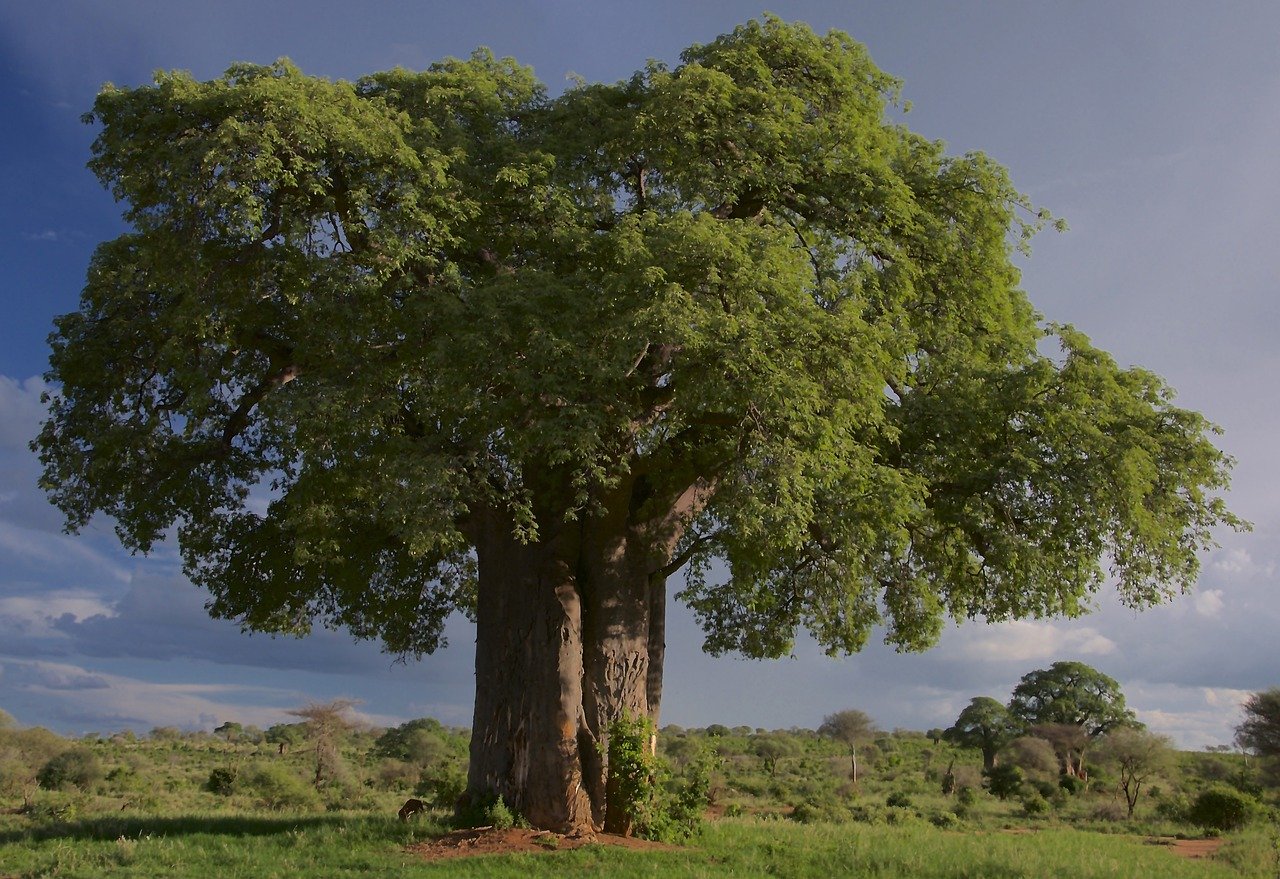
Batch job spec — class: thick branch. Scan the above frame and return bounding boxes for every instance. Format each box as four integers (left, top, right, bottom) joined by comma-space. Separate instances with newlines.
221, 364, 300, 446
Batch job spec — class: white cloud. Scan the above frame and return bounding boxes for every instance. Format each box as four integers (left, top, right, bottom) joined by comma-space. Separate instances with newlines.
0, 375, 49, 450
1211, 546, 1276, 579
1193, 589, 1225, 618
0, 590, 116, 639
22, 230, 59, 242
957, 620, 1117, 663
1, 658, 303, 732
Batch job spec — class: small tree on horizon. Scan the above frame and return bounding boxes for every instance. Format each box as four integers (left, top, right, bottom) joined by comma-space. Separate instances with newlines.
819, 709, 879, 788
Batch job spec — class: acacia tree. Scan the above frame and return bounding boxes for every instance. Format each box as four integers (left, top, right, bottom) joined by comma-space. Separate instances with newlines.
819, 709, 879, 787
945, 697, 1019, 771
34, 18, 1241, 832
1008, 662, 1137, 777
1099, 727, 1173, 818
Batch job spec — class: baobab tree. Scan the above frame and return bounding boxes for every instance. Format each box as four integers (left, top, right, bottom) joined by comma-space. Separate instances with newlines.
35, 17, 1241, 831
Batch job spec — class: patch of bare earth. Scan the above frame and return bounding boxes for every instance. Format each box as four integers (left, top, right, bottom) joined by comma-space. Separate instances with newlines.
1147, 837, 1225, 860
406, 826, 678, 861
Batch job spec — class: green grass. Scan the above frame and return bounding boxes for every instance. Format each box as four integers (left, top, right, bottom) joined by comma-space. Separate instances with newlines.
1, 813, 1273, 878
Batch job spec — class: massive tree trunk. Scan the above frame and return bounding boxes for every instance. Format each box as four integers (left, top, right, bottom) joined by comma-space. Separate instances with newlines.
466, 477, 705, 833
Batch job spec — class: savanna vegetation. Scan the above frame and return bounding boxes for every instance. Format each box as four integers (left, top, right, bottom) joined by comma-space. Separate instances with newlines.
3, 673, 1279, 877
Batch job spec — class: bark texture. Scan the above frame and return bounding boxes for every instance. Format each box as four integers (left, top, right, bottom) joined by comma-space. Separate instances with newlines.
466, 477, 707, 833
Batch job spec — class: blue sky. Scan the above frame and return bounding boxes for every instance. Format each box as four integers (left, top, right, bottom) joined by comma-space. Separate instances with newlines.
1, 1, 1277, 746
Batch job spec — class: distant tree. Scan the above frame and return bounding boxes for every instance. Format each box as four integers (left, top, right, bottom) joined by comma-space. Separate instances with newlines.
1008, 662, 1136, 776
1030, 722, 1095, 779
926, 728, 945, 745
213, 721, 244, 742
265, 722, 307, 755
819, 709, 879, 787
1235, 688, 1280, 757
1001, 735, 1060, 783
751, 734, 800, 776
984, 763, 1024, 800
375, 717, 465, 767
1099, 727, 1174, 818
945, 697, 1019, 771
287, 700, 360, 786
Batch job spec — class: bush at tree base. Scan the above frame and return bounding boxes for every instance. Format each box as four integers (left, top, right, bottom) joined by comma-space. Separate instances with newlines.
606, 713, 714, 842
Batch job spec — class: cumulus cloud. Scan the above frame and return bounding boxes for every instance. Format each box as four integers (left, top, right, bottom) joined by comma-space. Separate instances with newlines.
956, 620, 1116, 663
1193, 589, 1225, 618
1126, 682, 1254, 749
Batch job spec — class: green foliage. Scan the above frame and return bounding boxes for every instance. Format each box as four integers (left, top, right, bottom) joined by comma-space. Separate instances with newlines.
1058, 775, 1085, 795
606, 714, 713, 842
205, 766, 237, 795
37, 17, 1241, 673
1187, 784, 1258, 831
1022, 791, 1050, 816
885, 791, 913, 808
235, 762, 322, 811
414, 764, 467, 810
1008, 662, 1136, 737
37, 747, 103, 792
1235, 688, 1280, 756
984, 764, 1023, 800
945, 697, 1018, 770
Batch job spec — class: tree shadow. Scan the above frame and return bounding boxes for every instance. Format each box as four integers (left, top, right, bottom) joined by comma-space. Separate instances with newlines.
0, 812, 392, 845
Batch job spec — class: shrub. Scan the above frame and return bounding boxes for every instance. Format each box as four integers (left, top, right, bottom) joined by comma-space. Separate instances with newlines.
415, 765, 466, 809
1187, 785, 1257, 831
37, 748, 103, 792
984, 764, 1024, 800
235, 763, 321, 811
885, 791, 913, 808
1058, 775, 1085, 795
205, 767, 237, 795
930, 810, 961, 828
605, 713, 713, 843
1022, 792, 1050, 816
1089, 801, 1126, 822
956, 785, 978, 806
1155, 792, 1190, 822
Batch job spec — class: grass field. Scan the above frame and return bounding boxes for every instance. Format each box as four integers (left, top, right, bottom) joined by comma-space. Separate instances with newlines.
2, 812, 1275, 878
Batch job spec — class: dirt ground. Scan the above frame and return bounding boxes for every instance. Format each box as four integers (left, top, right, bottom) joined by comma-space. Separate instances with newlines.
405, 826, 677, 861
1155, 837, 1225, 860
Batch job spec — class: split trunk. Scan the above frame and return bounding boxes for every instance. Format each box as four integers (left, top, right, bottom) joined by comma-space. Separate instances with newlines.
465, 480, 703, 833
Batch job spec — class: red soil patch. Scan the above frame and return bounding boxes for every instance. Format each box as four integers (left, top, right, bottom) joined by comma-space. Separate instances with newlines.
1149, 837, 1225, 860
405, 826, 677, 861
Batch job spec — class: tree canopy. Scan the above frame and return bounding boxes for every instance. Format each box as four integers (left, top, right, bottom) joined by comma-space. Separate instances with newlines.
33, 16, 1243, 831
1235, 688, 1280, 757
1007, 662, 1136, 738
36, 17, 1240, 665
945, 696, 1019, 770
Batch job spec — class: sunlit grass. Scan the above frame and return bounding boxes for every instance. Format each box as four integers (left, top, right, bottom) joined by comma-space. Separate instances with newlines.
1, 813, 1272, 879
